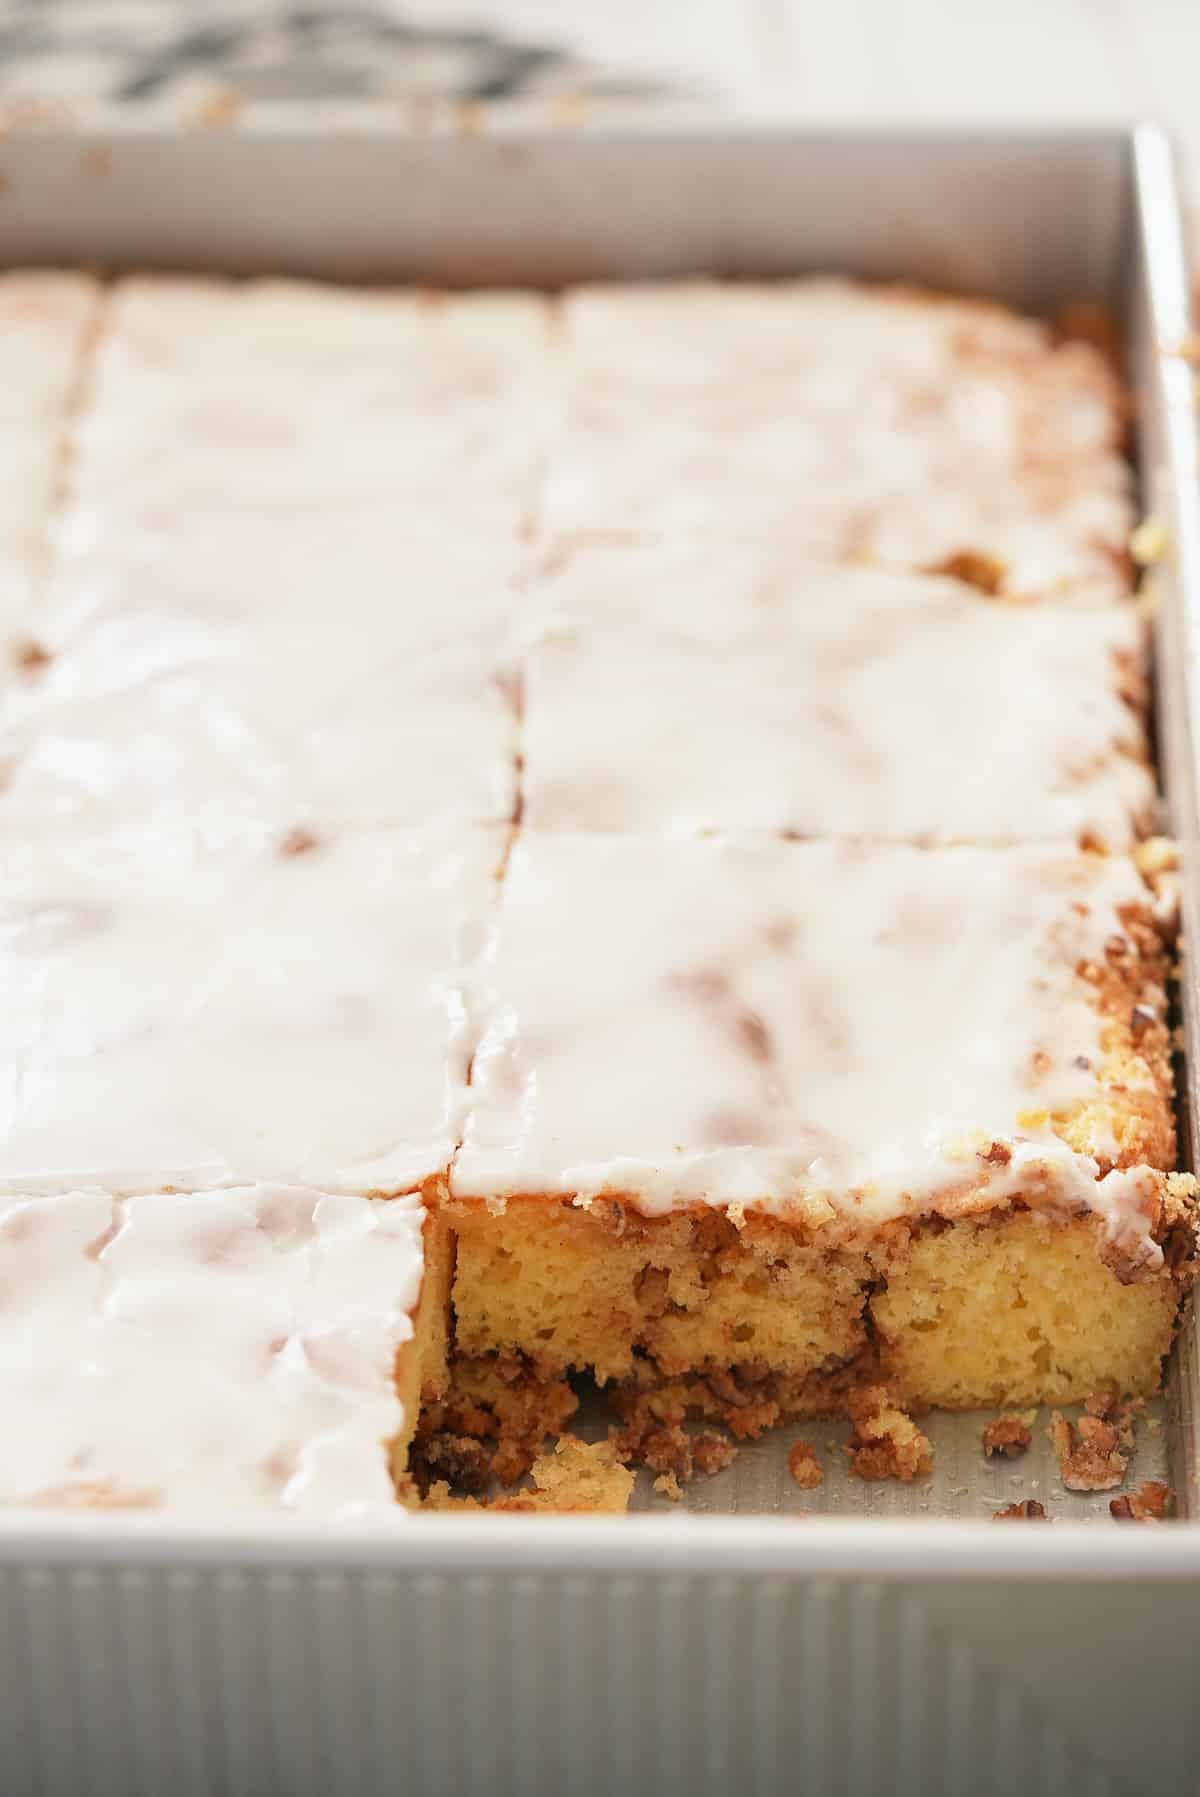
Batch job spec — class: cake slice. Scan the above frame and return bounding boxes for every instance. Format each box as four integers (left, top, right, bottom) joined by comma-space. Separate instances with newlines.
66, 276, 555, 537
0, 1185, 450, 1514
520, 543, 1154, 847
0, 273, 100, 646
0, 823, 500, 1198
449, 833, 1195, 1408
544, 279, 1133, 603
0, 536, 521, 843
0, 277, 544, 844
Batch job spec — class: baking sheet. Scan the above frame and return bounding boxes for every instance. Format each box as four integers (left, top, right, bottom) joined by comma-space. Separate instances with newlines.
0, 123, 1194, 1541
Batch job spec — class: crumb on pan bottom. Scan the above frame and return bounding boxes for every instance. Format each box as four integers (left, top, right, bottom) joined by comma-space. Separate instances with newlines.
422, 1437, 635, 1514
448, 1198, 1194, 1411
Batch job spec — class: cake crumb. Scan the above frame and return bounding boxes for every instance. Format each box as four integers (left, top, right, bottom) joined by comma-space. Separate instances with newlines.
512, 1438, 634, 1513
993, 1499, 1051, 1522
653, 1471, 683, 1502
982, 1415, 1032, 1459
412, 1432, 491, 1497
411, 1353, 578, 1497
1116, 1398, 1143, 1450
609, 1377, 739, 1484
846, 1386, 932, 1483
426, 1438, 635, 1514
691, 1430, 738, 1479
787, 1439, 824, 1490
1110, 1480, 1175, 1522
1048, 1410, 1128, 1491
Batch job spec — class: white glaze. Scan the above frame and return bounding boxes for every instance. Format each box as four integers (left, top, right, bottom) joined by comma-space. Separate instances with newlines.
0, 824, 499, 1195
543, 280, 1133, 602
68, 278, 556, 535
520, 545, 1154, 846
0, 278, 549, 840
0, 1185, 425, 1517
454, 834, 1166, 1262
0, 533, 520, 842
0, 273, 99, 641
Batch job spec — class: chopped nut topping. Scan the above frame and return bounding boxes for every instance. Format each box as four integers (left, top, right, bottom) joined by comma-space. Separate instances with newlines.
13, 637, 51, 674
1130, 515, 1167, 567
1129, 1003, 1157, 1039
992, 1500, 1050, 1522
923, 548, 1008, 595
1048, 1410, 1128, 1491
787, 1439, 825, 1490
846, 1386, 932, 1483
280, 827, 320, 858
1109, 1480, 1174, 1522
982, 1415, 1032, 1459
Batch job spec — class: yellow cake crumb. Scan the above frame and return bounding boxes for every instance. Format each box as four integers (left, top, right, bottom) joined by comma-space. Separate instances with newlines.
845, 1387, 932, 1482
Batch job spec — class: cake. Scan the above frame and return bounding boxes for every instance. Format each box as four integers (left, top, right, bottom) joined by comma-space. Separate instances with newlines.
450, 833, 1194, 1408
0, 819, 483, 1508
0, 1184, 450, 1513
520, 542, 1155, 846
0, 822, 500, 1196
62, 276, 554, 536
544, 280, 1134, 603
0, 271, 1192, 1516
0, 280, 543, 846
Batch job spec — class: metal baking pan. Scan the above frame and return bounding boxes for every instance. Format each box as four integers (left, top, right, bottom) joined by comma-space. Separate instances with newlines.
0, 121, 1197, 1796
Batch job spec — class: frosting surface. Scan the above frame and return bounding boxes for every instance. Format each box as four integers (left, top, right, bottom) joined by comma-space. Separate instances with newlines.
1, 530, 520, 843
454, 834, 1167, 1253
519, 545, 1154, 845
0, 278, 548, 841
70, 278, 555, 534
0, 273, 99, 642
543, 280, 1133, 602
0, 1184, 424, 1517
0, 824, 499, 1195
